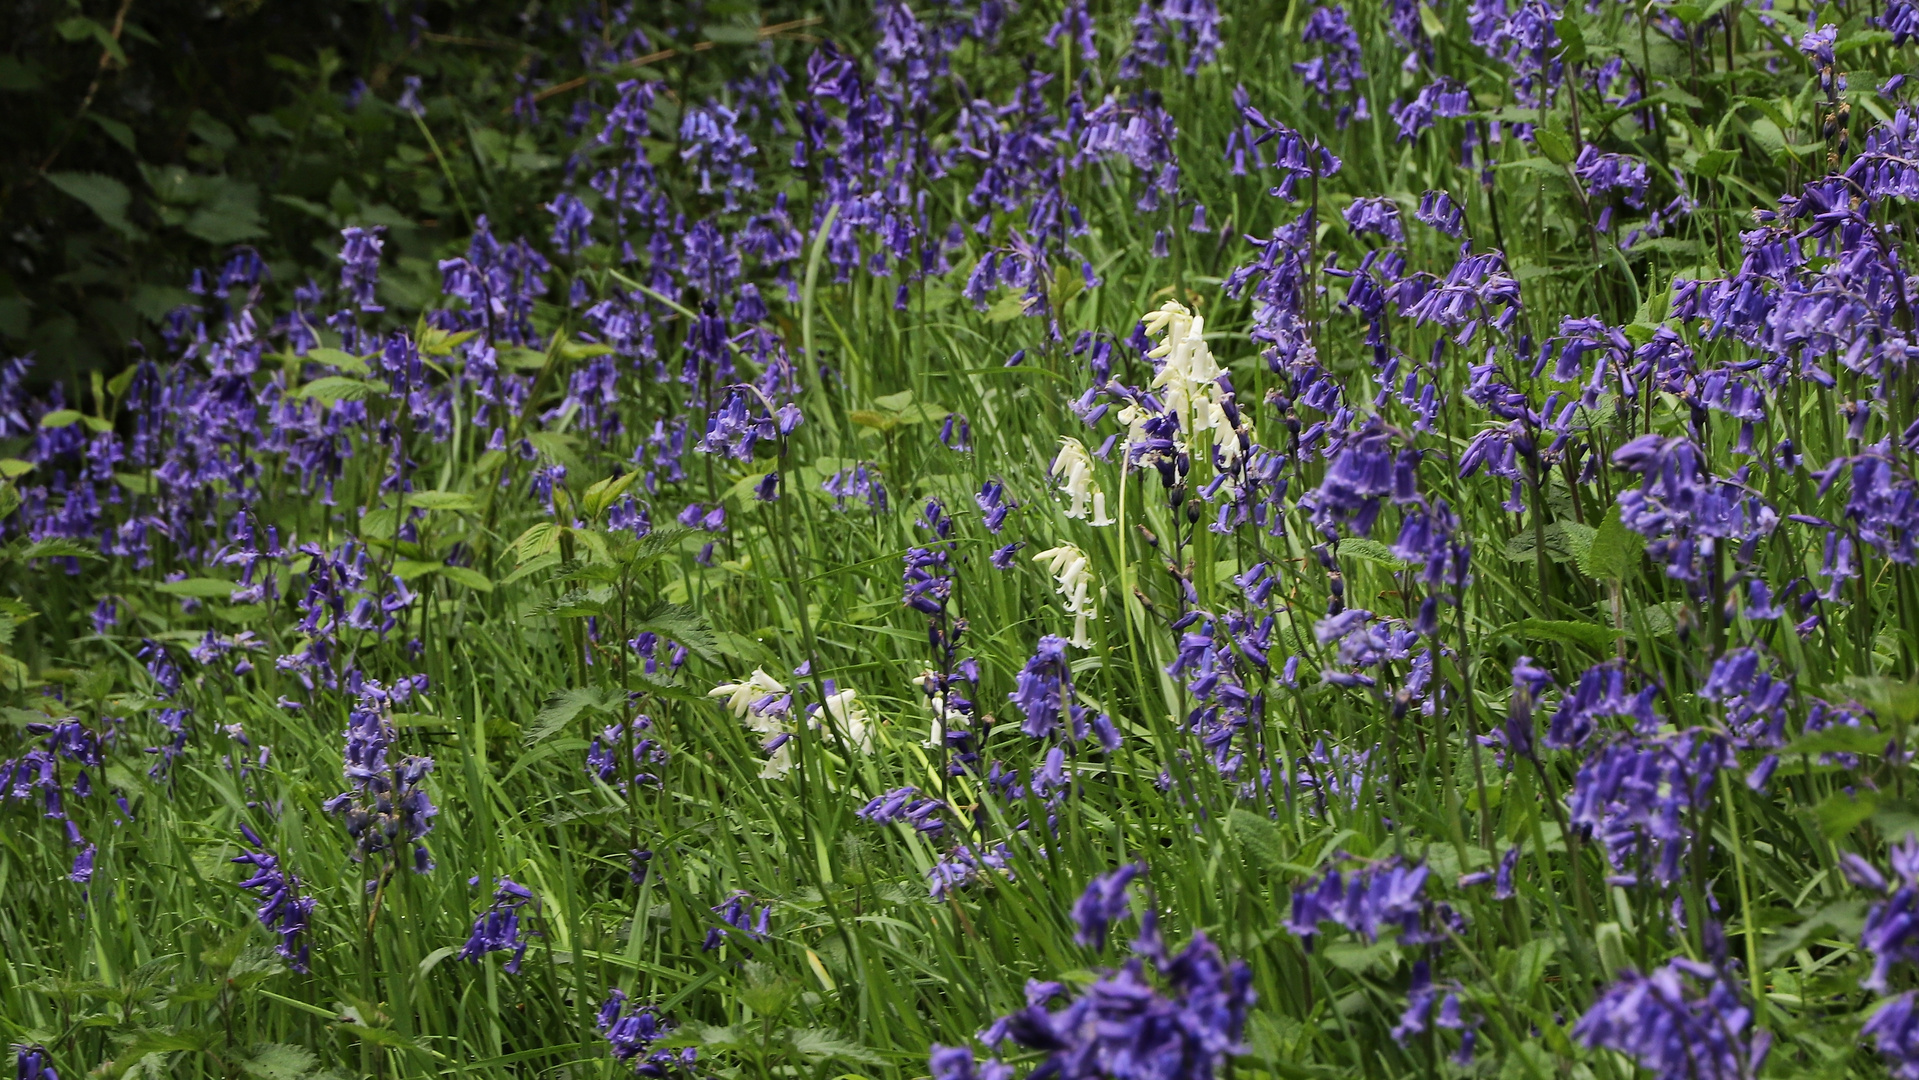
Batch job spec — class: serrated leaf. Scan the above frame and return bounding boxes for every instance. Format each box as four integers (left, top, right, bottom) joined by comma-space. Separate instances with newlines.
439, 566, 492, 592
297, 376, 379, 403
1762, 899, 1866, 966
392, 560, 442, 580
1500, 618, 1616, 656
632, 601, 718, 661
1813, 789, 1879, 839
1227, 808, 1289, 870
403, 490, 478, 512
303, 347, 367, 373
509, 522, 561, 562
525, 687, 616, 745
500, 552, 560, 587
1782, 727, 1888, 757
154, 577, 238, 599
787, 1027, 885, 1066
20, 538, 102, 561
1336, 537, 1410, 568
1581, 504, 1645, 580
242, 1043, 316, 1080
47, 172, 140, 238
1534, 128, 1574, 165
583, 471, 638, 520
1830, 676, 1919, 725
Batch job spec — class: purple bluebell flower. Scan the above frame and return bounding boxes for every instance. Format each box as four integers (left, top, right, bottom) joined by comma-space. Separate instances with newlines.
547, 193, 595, 255
1572, 959, 1769, 1079
857, 786, 947, 836
1009, 636, 1072, 739
598, 990, 699, 1077
1286, 856, 1457, 946
1867, 992, 1919, 1079
928, 842, 1016, 899
460, 877, 534, 973
338, 226, 386, 311
1072, 862, 1146, 949
14, 1046, 59, 1080
234, 824, 316, 972
1415, 190, 1465, 236
1294, 5, 1368, 127
704, 891, 770, 951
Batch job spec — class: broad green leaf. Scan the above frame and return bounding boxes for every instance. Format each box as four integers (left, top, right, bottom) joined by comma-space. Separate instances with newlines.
1830, 676, 1919, 725
1813, 789, 1879, 839
787, 1027, 884, 1066
1781, 726, 1888, 757
1534, 128, 1575, 165
39, 409, 83, 428
404, 490, 478, 512
154, 577, 238, 599
525, 687, 616, 745
1581, 504, 1645, 580
47, 172, 139, 238
304, 347, 367, 373
1337, 537, 1410, 568
241, 1043, 317, 1080
297, 376, 379, 403
583, 471, 639, 520
439, 566, 493, 592
1500, 619, 1616, 655
1227, 808, 1290, 871
20, 538, 101, 561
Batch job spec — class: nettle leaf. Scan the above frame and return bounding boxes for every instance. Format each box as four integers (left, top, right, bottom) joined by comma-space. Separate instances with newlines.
1226, 808, 1292, 871
438, 566, 493, 592
525, 687, 619, 745
303, 346, 367, 373
241, 1043, 318, 1080
1830, 676, 1919, 725
583, 471, 638, 519
787, 1027, 885, 1066
18, 538, 102, 561
154, 578, 238, 599
297, 376, 380, 403
632, 601, 718, 661
1580, 505, 1645, 580
1336, 537, 1410, 569
1782, 726, 1888, 757
47, 171, 141, 238
1501, 619, 1616, 656
403, 490, 478, 512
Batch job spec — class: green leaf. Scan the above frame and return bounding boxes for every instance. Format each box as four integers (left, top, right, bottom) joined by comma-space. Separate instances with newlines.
632, 601, 718, 661
0, 459, 31, 478
1762, 899, 1866, 966
40, 409, 84, 428
1505, 939, 1556, 996
241, 1043, 317, 1080
1781, 727, 1888, 757
89, 114, 137, 154
392, 560, 442, 580
787, 1027, 884, 1066
297, 376, 379, 403
1500, 618, 1617, 656
20, 538, 101, 561
154, 578, 238, 599
583, 471, 638, 520
525, 687, 616, 745
439, 566, 493, 592
1336, 537, 1410, 568
1813, 789, 1880, 839
1580, 504, 1644, 580
1322, 939, 1397, 975
510, 522, 561, 562
404, 490, 478, 512
1227, 808, 1291, 871
1534, 128, 1575, 166
47, 172, 140, 239
1553, 15, 1586, 62
303, 347, 367, 373
0, 482, 17, 520
1830, 676, 1919, 725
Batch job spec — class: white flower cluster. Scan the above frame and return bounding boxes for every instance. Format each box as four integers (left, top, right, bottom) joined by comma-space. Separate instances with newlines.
1126, 299, 1246, 471
1050, 436, 1114, 525
710, 669, 874, 779
1034, 543, 1098, 648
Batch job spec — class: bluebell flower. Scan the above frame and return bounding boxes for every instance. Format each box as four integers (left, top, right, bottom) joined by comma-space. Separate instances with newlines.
234, 824, 316, 972
704, 891, 770, 951
460, 877, 535, 973
1072, 862, 1145, 949
1867, 992, 1919, 1079
13, 1045, 59, 1080
1572, 959, 1769, 1080
598, 990, 699, 1077
858, 786, 947, 836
